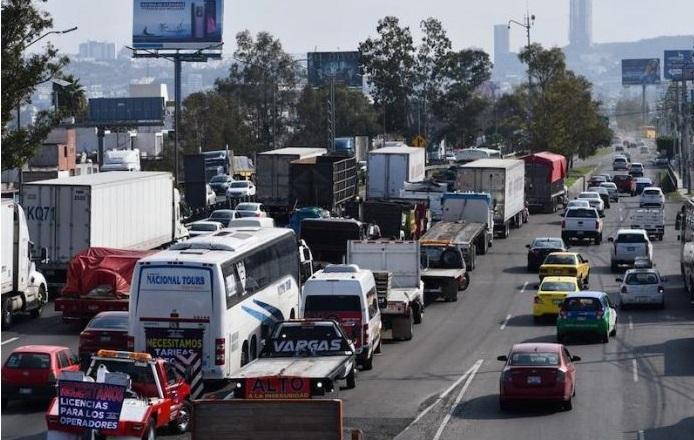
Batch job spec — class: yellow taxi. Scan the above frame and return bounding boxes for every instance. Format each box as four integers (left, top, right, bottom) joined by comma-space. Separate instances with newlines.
533, 276, 581, 321
538, 252, 590, 287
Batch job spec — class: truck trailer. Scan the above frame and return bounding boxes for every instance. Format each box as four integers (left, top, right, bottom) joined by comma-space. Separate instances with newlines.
289, 154, 357, 212
523, 151, 568, 213
367, 145, 426, 199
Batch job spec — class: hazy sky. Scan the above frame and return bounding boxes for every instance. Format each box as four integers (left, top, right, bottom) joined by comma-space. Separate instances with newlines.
42, 0, 694, 56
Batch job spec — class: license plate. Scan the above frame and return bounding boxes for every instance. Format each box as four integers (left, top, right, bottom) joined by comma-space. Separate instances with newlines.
576, 316, 586, 321
19, 388, 32, 394
527, 376, 542, 384
553, 270, 562, 275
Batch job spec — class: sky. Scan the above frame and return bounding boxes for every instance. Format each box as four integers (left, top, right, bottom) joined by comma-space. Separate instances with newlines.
41, 0, 694, 57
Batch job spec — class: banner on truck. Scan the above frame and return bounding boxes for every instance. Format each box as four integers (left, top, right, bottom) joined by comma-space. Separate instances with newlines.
132, 0, 223, 50
145, 327, 204, 397
307, 52, 362, 88
621, 59, 661, 85
57, 380, 126, 430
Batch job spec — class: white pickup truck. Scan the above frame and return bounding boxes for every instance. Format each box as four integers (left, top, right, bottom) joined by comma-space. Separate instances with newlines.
609, 229, 653, 272
631, 209, 665, 241
562, 207, 603, 245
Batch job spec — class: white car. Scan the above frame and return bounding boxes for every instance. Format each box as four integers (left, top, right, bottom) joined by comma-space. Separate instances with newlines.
226, 180, 256, 199
235, 202, 267, 218
208, 209, 240, 227
564, 199, 590, 213
617, 268, 665, 309
599, 182, 619, 203
576, 192, 605, 216
206, 184, 217, 206
188, 220, 224, 237
587, 186, 611, 209
639, 187, 664, 208
608, 229, 653, 272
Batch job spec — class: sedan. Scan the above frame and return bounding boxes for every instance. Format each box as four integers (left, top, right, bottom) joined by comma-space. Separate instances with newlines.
539, 252, 590, 287
209, 174, 234, 195
78, 311, 130, 369
188, 220, 224, 237
226, 180, 256, 199
235, 202, 267, 218
599, 182, 619, 203
576, 192, 604, 216
629, 162, 645, 177
2, 345, 80, 406
208, 209, 240, 227
635, 177, 654, 194
564, 199, 590, 213
498, 343, 580, 411
526, 237, 568, 272
612, 174, 636, 195
587, 186, 611, 209
617, 268, 665, 309
533, 276, 580, 322
206, 184, 217, 206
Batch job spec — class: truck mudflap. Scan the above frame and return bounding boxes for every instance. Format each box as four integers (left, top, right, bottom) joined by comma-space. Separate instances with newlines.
55, 297, 128, 321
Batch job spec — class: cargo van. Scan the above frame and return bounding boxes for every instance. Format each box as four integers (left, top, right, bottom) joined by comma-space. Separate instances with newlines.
301, 265, 382, 370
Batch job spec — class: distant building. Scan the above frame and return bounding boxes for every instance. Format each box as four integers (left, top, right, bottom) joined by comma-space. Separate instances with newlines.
78, 41, 116, 60
494, 24, 510, 67
569, 0, 592, 49
184, 73, 204, 97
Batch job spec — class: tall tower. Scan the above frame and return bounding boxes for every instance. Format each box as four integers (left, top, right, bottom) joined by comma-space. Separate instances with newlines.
569, 0, 592, 49
494, 24, 511, 67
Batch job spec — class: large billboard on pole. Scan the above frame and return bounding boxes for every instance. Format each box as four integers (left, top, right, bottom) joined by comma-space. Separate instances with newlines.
132, 1, 223, 50
664, 50, 694, 81
307, 52, 363, 88
621, 59, 661, 85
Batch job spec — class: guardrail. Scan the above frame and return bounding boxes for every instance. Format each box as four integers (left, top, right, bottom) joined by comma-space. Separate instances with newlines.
662, 164, 680, 193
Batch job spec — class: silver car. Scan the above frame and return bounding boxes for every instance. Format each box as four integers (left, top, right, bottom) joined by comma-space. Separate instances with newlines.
617, 268, 665, 309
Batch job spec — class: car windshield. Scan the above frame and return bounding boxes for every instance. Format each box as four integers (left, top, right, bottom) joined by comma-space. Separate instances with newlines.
5, 353, 51, 369
190, 223, 218, 231
210, 176, 228, 183
304, 295, 361, 312
616, 233, 647, 243
541, 281, 577, 292
637, 180, 652, 185
566, 208, 597, 218
210, 211, 234, 219
532, 239, 564, 249
588, 187, 607, 194
510, 352, 560, 366
236, 203, 256, 211
625, 272, 659, 285
88, 359, 158, 397
544, 255, 576, 265
230, 182, 249, 188
600, 183, 617, 189
643, 189, 660, 195
87, 315, 128, 330
264, 324, 352, 357
578, 193, 599, 199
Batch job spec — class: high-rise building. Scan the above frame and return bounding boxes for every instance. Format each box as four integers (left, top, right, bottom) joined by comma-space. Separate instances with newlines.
78, 41, 116, 60
494, 24, 510, 67
569, 0, 592, 49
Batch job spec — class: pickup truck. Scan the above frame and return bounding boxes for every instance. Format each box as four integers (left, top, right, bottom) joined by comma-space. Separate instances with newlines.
631, 208, 665, 241
562, 207, 603, 245
609, 229, 653, 272
203, 319, 357, 400
420, 244, 469, 302
46, 350, 192, 439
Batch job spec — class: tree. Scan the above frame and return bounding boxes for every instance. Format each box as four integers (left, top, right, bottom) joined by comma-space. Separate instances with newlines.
55, 74, 87, 120
359, 16, 416, 137
415, 18, 451, 138
2, 0, 69, 170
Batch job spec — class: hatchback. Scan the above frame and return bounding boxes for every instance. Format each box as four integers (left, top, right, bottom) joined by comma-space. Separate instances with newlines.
78, 311, 130, 368
634, 177, 653, 194
209, 174, 234, 195
639, 187, 664, 208
188, 220, 224, 237
498, 343, 580, 411
617, 268, 665, 309
629, 162, 645, 177
613, 157, 629, 171
2, 345, 80, 406
557, 291, 617, 343
226, 180, 256, 199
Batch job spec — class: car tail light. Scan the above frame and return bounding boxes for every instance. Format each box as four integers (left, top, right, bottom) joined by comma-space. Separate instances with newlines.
362, 324, 369, 345
80, 331, 95, 342
215, 338, 225, 365
596, 220, 601, 230
556, 369, 566, 382
127, 335, 135, 351
596, 308, 604, 319
658, 286, 664, 294
533, 296, 541, 304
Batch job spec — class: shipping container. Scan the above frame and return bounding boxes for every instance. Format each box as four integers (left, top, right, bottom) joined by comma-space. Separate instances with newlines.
523, 152, 567, 213
367, 146, 426, 200
289, 155, 357, 211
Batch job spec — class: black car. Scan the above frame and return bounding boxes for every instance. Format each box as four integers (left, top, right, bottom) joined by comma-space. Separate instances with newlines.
526, 237, 568, 271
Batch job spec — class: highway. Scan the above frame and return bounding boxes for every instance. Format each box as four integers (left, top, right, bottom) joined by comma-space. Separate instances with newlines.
2, 152, 693, 440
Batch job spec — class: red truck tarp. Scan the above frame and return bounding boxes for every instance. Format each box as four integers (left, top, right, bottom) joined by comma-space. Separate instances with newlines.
523, 151, 567, 183
61, 248, 154, 300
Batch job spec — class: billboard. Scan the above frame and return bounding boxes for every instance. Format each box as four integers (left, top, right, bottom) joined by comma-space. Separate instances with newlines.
621, 59, 661, 85
88, 97, 165, 125
664, 50, 694, 80
132, 1, 223, 50
307, 52, 362, 88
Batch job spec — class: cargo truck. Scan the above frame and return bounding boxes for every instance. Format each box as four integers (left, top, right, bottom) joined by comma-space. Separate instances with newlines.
289, 154, 357, 212
367, 145, 426, 199
255, 147, 326, 214
21, 172, 188, 291
346, 240, 425, 340
456, 159, 526, 238
300, 218, 379, 268
522, 152, 568, 213
1, 200, 48, 329
440, 192, 494, 255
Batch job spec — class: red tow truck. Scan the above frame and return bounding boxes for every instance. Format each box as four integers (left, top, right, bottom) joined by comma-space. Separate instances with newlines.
54, 248, 153, 321
46, 350, 191, 439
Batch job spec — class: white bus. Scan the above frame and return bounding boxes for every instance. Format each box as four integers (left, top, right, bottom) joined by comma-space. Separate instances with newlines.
129, 226, 300, 387
454, 147, 502, 163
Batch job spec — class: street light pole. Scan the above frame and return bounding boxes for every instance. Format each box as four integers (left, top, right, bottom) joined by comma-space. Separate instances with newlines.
508, 13, 535, 89
25, 26, 78, 48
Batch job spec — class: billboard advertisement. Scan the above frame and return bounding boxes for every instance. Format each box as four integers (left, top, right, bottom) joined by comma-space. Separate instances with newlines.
132, 1, 223, 50
664, 50, 694, 80
621, 59, 661, 85
307, 52, 362, 88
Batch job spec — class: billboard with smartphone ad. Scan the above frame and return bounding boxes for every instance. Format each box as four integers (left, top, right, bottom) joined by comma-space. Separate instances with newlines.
621, 58, 661, 85
132, 1, 223, 50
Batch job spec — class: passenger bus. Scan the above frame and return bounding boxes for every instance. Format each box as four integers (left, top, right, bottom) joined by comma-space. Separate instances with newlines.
677, 197, 694, 304
129, 226, 301, 387
454, 147, 502, 163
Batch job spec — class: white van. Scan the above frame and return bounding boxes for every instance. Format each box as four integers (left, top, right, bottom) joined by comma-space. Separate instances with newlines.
301, 264, 382, 370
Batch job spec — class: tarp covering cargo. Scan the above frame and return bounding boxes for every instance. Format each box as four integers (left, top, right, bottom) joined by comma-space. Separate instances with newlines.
61, 248, 154, 299
522, 152, 567, 183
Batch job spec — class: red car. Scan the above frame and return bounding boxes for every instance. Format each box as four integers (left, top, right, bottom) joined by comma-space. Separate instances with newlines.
2, 345, 80, 406
78, 311, 129, 368
612, 174, 636, 196
497, 343, 580, 410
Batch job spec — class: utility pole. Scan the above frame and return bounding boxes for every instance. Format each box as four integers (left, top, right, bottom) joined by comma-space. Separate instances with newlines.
508, 12, 535, 89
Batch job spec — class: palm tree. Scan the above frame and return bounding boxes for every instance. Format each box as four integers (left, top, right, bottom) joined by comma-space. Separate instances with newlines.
55, 74, 87, 120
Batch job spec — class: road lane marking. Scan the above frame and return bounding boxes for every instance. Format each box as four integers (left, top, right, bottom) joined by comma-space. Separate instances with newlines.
500, 314, 511, 330
629, 315, 634, 330
432, 359, 484, 440
1, 337, 19, 346
520, 281, 529, 294
632, 359, 639, 382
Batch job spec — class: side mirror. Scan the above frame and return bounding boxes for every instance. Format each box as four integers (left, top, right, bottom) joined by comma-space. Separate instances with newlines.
583, 259, 589, 263
525, 244, 531, 249
616, 278, 623, 282
570, 355, 582, 362
607, 237, 614, 242
497, 355, 508, 362
533, 284, 540, 290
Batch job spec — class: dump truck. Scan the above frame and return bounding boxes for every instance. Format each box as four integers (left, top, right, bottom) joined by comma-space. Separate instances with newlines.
290, 154, 357, 212
523, 151, 568, 213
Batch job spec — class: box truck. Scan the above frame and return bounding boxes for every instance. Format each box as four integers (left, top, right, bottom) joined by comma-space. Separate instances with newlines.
456, 159, 525, 238
367, 146, 426, 199
21, 171, 188, 291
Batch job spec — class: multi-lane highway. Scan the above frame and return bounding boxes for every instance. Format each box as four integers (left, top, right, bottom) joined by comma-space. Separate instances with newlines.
2, 152, 693, 440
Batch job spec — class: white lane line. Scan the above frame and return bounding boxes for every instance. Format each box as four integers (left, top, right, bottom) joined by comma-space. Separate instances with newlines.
432, 359, 484, 440
520, 281, 529, 294
629, 315, 634, 330
405, 361, 480, 430
500, 314, 512, 330
632, 358, 639, 383
638, 429, 645, 440
1, 337, 19, 346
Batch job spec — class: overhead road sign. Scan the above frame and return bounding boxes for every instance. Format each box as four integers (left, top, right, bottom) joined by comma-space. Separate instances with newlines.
664, 50, 694, 80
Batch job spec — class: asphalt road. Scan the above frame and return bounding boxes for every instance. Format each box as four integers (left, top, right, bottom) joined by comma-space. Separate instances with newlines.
2, 149, 693, 440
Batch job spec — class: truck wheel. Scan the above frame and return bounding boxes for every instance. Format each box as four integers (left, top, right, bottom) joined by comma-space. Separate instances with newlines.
460, 273, 470, 292
478, 235, 489, 255
413, 302, 423, 324
504, 222, 510, 238
143, 418, 156, 440
169, 400, 191, 434
241, 343, 249, 367
1, 298, 12, 331
346, 367, 356, 389
30, 286, 47, 319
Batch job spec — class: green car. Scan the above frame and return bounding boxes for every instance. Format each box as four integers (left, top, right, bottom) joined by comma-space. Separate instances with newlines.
557, 291, 617, 343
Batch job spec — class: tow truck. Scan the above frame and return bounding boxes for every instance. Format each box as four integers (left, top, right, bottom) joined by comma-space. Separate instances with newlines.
46, 350, 191, 439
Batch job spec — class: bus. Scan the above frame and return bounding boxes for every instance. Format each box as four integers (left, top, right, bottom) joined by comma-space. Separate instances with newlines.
129, 226, 301, 388
454, 147, 502, 163
677, 198, 694, 305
